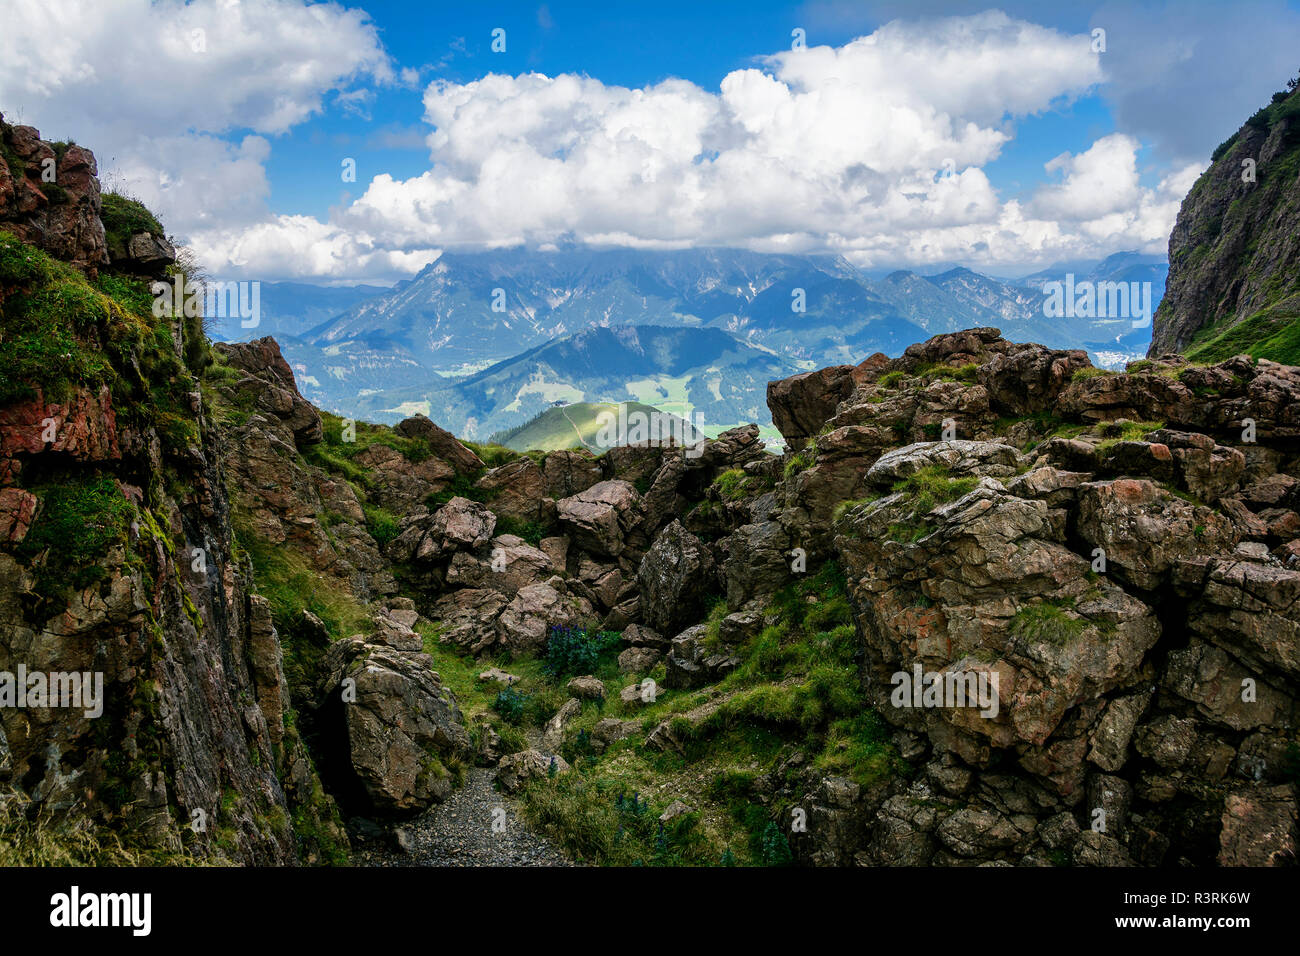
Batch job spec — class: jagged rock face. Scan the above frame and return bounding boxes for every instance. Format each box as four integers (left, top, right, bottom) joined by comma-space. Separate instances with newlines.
1061, 355, 1300, 440
215, 338, 323, 446
0, 385, 120, 483
557, 479, 643, 557
767, 362, 872, 452
0, 343, 323, 863
1149, 87, 1300, 357
0, 114, 108, 272
0, 166, 352, 861
212, 338, 395, 600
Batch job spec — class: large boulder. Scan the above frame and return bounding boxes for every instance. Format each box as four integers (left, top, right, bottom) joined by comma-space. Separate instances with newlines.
557, 480, 642, 557
637, 520, 717, 636
390, 497, 496, 562
495, 750, 571, 793
475, 457, 552, 523
445, 534, 554, 594
1217, 786, 1297, 866
767, 364, 864, 451
496, 582, 592, 654
316, 638, 471, 816
393, 414, 484, 474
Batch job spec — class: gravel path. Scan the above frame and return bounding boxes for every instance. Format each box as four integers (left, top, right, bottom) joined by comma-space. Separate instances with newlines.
356, 767, 574, 867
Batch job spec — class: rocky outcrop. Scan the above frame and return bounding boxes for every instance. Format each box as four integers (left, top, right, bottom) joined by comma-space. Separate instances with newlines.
775, 332, 1300, 867
214, 338, 323, 446
1149, 85, 1300, 358
557, 480, 642, 557
394, 414, 485, 474
0, 114, 108, 272
767, 362, 872, 451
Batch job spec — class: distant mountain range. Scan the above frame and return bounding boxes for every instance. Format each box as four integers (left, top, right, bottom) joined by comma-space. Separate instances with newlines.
340, 323, 796, 442
211, 247, 1167, 437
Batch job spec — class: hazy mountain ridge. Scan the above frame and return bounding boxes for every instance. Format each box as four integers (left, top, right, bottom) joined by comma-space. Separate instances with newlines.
418, 324, 797, 440
249, 247, 1167, 429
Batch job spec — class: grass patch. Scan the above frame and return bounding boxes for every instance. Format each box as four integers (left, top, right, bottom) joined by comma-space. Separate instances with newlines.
494, 514, 550, 546
891, 464, 979, 513
1071, 366, 1115, 383
1185, 293, 1300, 367
100, 191, 164, 254
1095, 420, 1164, 454
1010, 600, 1088, 646
18, 476, 136, 602
782, 439, 817, 480
0, 799, 194, 866
362, 503, 400, 548
913, 361, 978, 383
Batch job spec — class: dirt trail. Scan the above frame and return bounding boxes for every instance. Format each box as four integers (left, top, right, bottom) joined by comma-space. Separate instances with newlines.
357, 765, 573, 867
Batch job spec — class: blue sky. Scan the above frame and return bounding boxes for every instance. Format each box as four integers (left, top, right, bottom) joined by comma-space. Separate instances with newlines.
3, 0, 1299, 282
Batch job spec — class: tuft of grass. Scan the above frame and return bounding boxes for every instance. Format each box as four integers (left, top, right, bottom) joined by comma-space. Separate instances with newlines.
1095, 420, 1165, 453
495, 514, 551, 546
1071, 366, 1115, 383
0, 799, 195, 866
1010, 601, 1088, 646
891, 464, 979, 514
362, 504, 400, 548
913, 361, 978, 383
461, 439, 518, 468
782, 440, 817, 480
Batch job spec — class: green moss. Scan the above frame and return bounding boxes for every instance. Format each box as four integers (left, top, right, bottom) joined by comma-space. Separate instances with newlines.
234, 519, 370, 695
18, 476, 136, 602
